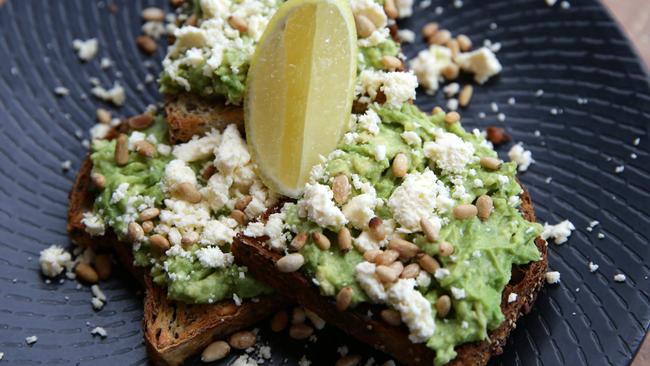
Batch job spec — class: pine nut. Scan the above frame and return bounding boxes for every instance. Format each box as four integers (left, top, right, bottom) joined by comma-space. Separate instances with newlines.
141, 220, 154, 234
150, 234, 170, 252
453, 204, 478, 220
181, 232, 198, 247
230, 209, 248, 226
139, 208, 160, 221
228, 330, 256, 349
444, 111, 460, 124
332, 174, 351, 204
476, 195, 493, 221
217, 303, 238, 316
380, 309, 402, 326
336, 355, 362, 366
292, 307, 306, 324
128, 221, 144, 242
441, 63, 459, 80
201, 340, 230, 362
312, 232, 331, 250
289, 324, 314, 340
438, 241, 454, 257
304, 309, 325, 329
383, 0, 398, 19
202, 164, 216, 180
363, 249, 382, 263
436, 295, 451, 317
228, 15, 248, 33
368, 217, 385, 241
429, 29, 451, 45
185, 14, 198, 27
479, 156, 502, 170
417, 253, 440, 274
171, 182, 202, 203
128, 113, 154, 130
336, 286, 354, 311
381, 55, 402, 71
114, 134, 129, 166
354, 14, 376, 38
134, 140, 155, 157
387, 238, 419, 260
458, 85, 473, 107
235, 195, 253, 211
420, 218, 439, 242
421, 22, 439, 38
457, 34, 472, 51
389, 261, 404, 276
376, 265, 399, 283
432, 106, 444, 115
290, 232, 308, 252
486, 126, 510, 146
392, 153, 408, 178
96, 108, 111, 124
136, 35, 157, 54
447, 39, 460, 57
75, 263, 99, 284
337, 227, 352, 252
170, 0, 185, 7
142, 7, 165, 22
375, 249, 399, 265
276, 253, 304, 272
94, 254, 112, 280
270, 311, 289, 332
91, 173, 105, 189
401, 263, 420, 279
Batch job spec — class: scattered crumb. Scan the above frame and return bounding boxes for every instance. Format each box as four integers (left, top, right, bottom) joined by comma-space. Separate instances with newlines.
535, 89, 544, 97
397, 29, 415, 43
560, 1, 570, 9
490, 102, 499, 112
453, 0, 463, 8
446, 98, 459, 111
541, 220, 575, 244
508, 143, 534, 172
54, 86, 69, 96
588, 262, 599, 273
633, 137, 640, 146
72, 38, 98, 62
613, 274, 626, 282
597, 232, 605, 239
545, 177, 552, 184
25, 335, 38, 345
545, 271, 561, 284
630, 153, 637, 159
507, 293, 518, 303
91, 297, 105, 310
91, 82, 125, 106
546, 0, 557, 6
298, 355, 311, 366
61, 160, 72, 171
615, 165, 624, 173
337, 345, 349, 357
497, 113, 506, 122
508, 97, 516, 105
100, 57, 113, 69
91, 326, 107, 338
0, 352, 3, 360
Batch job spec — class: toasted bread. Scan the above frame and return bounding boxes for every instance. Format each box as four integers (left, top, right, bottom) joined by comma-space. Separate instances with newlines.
68, 156, 287, 366
232, 184, 548, 366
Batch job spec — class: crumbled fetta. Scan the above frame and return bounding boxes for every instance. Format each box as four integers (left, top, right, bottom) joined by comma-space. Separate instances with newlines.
410, 45, 452, 94
541, 220, 575, 245
91, 82, 125, 106
545, 271, 561, 284
508, 143, 533, 172
72, 38, 98, 61
90, 326, 108, 338
39, 245, 72, 278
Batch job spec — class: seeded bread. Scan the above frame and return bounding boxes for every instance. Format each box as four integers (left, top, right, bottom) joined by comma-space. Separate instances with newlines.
232, 184, 548, 366
68, 157, 287, 366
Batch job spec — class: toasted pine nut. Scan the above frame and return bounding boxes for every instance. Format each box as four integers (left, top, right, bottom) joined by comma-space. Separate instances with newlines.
336, 355, 362, 366
94, 254, 112, 280
142, 7, 165, 22
201, 340, 230, 362
476, 195, 493, 221
375, 249, 399, 265
392, 153, 408, 178
228, 15, 248, 33
438, 241, 454, 257
181, 232, 198, 247
135, 140, 156, 157
401, 263, 421, 279
383, 0, 397, 19
304, 309, 325, 329
141, 220, 154, 233
417, 253, 440, 274
421, 22, 439, 38
292, 307, 306, 324
289, 324, 314, 340
337, 227, 352, 252
150, 234, 171, 252
336, 286, 354, 311
128, 221, 144, 242
354, 14, 376, 38
363, 249, 382, 263
230, 209, 248, 226
276, 253, 304, 272
312, 232, 331, 250
139, 207, 160, 221
235, 195, 253, 211
91, 173, 106, 189
332, 174, 350, 204
170, 0, 185, 7
388, 237, 419, 260
217, 303, 238, 316
389, 260, 404, 275
96, 108, 111, 124
171, 182, 202, 203
458, 85, 474, 107
75, 263, 99, 284
447, 39, 460, 57
202, 165, 216, 180
136, 35, 157, 54
457, 34, 472, 51
479, 156, 502, 170
376, 265, 399, 283
429, 29, 451, 45
270, 311, 289, 332
441, 63, 459, 80
114, 134, 129, 166
420, 218, 439, 242
453, 204, 478, 220
444, 111, 460, 124
228, 330, 256, 349
381, 55, 401, 71
128, 113, 154, 130
368, 217, 385, 241
185, 14, 198, 26
436, 295, 452, 317
380, 309, 402, 326
432, 106, 444, 115
290, 232, 308, 251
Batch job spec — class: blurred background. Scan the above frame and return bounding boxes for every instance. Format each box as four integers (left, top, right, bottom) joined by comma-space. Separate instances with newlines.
603, 0, 650, 68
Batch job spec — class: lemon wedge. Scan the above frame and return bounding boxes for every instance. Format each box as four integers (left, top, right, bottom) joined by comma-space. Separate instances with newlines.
245, 0, 357, 198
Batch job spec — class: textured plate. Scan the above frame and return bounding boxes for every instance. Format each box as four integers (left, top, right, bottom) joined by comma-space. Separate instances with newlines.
0, 0, 648, 365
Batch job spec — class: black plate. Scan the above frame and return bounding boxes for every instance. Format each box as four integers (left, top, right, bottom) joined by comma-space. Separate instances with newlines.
0, 0, 648, 365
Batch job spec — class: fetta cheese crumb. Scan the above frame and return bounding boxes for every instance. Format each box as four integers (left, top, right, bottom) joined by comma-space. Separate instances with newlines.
25, 335, 38, 345
541, 220, 575, 244
195, 246, 235, 268
397, 29, 415, 43
450, 287, 466, 300
545, 271, 561, 284
91, 297, 104, 310
39, 245, 72, 278
546, 0, 557, 6
91, 82, 125, 106
72, 38, 98, 61
172, 129, 221, 162
423, 132, 475, 175
614, 273, 626, 282
394, 0, 414, 18
355, 261, 387, 302
91, 326, 108, 338
386, 279, 435, 343
297, 355, 311, 366
54, 86, 70, 96
454, 47, 502, 84
409, 45, 452, 94
401, 131, 422, 146
588, 261, 599, 272
356, 70, 418, 108
297, 183, 347, 228
508, 143, 533, 172
507, 293, 518, 303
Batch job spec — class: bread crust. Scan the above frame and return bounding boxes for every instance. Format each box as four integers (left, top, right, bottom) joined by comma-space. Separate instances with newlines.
232, 184, 548, 366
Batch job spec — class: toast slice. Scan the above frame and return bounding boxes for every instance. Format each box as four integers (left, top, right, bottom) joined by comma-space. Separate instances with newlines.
68, 157, 287, 366
232, 184, 548, 366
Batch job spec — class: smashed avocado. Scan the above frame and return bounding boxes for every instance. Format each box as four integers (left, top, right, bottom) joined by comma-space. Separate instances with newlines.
292, 104, 542, 365
90, 116, 272, 304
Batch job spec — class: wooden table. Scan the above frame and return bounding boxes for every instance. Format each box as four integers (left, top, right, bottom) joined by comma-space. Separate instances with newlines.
600, 2, 650, 364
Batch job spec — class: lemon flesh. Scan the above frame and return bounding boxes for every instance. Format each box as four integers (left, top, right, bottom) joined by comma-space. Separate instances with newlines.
245, 0, 357, 198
